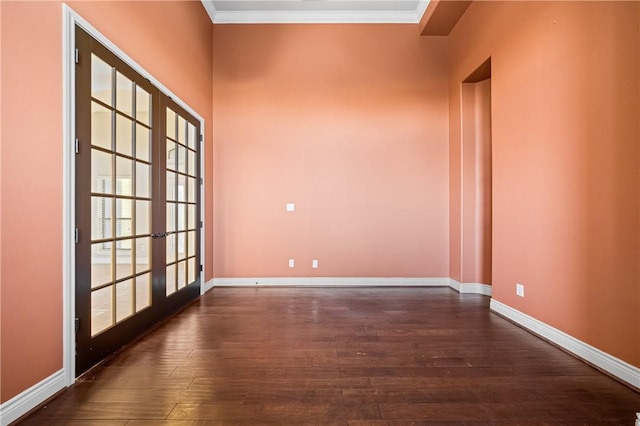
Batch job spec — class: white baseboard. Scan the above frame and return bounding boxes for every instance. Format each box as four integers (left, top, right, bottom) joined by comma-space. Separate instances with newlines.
212, 277, 450, 287
448, 279, 493, 296
201, 277, 215, 294
211, 277, 493, 296
0, 369, 66, 426
490, 299, 640, 390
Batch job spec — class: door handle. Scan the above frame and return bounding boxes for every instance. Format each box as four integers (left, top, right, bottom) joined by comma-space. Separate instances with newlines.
151, 232, 168, 239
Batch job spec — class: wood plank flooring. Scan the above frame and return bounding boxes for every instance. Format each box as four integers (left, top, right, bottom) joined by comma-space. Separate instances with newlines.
20, 287, 640, 424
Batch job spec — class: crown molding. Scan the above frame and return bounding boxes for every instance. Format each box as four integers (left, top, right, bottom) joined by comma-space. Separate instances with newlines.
201, 1, 430, 24
201, 0, 217, 22
416, 0, 430, 19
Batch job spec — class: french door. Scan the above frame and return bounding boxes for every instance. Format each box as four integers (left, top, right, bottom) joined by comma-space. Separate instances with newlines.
75, 27, 201, 375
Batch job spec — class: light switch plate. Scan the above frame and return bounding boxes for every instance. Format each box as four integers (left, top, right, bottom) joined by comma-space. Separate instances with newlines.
288, 259, 295, 268
286, 203, 295, 212
312, 259, 318, 268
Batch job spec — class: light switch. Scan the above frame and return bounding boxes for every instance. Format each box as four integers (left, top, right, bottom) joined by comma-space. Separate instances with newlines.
286, 203, 295, 212
289, 259, 295, 268
312, 259, 318, 268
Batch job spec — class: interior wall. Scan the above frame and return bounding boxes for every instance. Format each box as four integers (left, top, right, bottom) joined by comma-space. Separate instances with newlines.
0, 1, 213, 403
449, 1, 640, 367
212, 24, 449, 278
1, 1, 63, 405
459, 79, 491, 285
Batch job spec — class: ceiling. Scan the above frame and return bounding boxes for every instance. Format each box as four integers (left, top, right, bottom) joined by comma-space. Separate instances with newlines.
201, 0, 431, 24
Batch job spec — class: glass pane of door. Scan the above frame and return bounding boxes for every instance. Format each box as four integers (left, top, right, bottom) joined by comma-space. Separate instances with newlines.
87, 52, 154, 337
165, 106, 199, 297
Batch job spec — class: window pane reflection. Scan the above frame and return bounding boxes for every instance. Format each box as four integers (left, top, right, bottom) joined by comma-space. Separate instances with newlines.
166, 109, 176, 139
166, 233, 176, 263
91, 102, 112, 150
115, 114, 132, 156
116, 279, 134, 322
91, 149, 112, 193
188, 258, 196, 284
136, 273, 151, 312
91, 242, 113, 288
136, 86, 150, 126
136, 162, 150, 198
92, 196, 112, 240
135, 124, 150, 162
136, 237, 151, 273
91, 286, 113, 336
135, 200, 150, 235
115, 242, 133, 280
115, 158, 133, 196
166, 264, 176, 296
91, 54, 112, 106
116, 72, 133, 116
177, 260, 186, 289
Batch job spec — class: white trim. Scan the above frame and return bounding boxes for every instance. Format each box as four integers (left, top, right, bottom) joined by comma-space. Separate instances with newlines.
62, 0, 207, 397
200, 0, 432, 24
211, 277, 493, 295
211, 10, 425, 24
490, 299, 640, 390
416, 0, 430, 21
448, 279, 492, 296
199, 125, 207, 296
200, 0, 216, 23
212, 277, 450, 287
62, 4, 76, 388
0, 370, 66, 426
202, 278, 215, 293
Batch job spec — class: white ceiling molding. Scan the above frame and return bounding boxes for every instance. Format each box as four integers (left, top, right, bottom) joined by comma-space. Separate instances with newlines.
201, 0, 217, 22
415, 0, 429, 21
200, 0, 431, 24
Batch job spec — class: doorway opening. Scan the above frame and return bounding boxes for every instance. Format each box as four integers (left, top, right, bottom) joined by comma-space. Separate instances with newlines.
460, 58, 492, 286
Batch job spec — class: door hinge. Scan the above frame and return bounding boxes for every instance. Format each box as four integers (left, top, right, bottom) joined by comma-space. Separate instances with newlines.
75, 48, 79, 64
199, 134, 203, 143
199, 177, 203, 185
75, 138, 79, 154
199, 265, 203, 272
199, 220, 203, 228
74, 228, 79, 244
75, 318, 80, 334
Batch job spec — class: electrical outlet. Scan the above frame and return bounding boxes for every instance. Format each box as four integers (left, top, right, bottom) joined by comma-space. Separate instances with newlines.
312, 259, 318, 268
288, 259, 295, 268
516, 283, 524, 297
286, 203, 295, 212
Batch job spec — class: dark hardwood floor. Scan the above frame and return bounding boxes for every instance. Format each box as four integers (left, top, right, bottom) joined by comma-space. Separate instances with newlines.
20, 287, 640, 425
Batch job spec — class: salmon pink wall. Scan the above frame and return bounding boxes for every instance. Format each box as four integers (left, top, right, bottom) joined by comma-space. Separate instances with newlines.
1, 1, 63, 405
0, 1, 213, 403
449, 1, 640, 367
212, 24, 449, 279
459, 79, 491, 285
